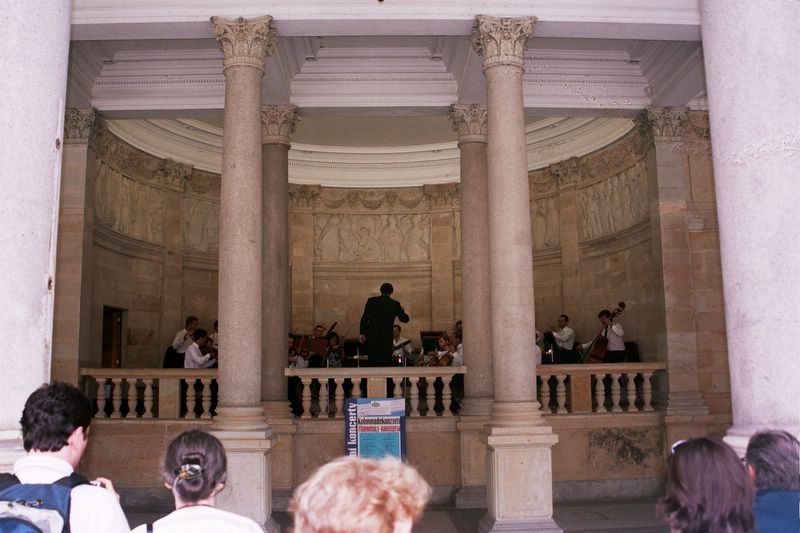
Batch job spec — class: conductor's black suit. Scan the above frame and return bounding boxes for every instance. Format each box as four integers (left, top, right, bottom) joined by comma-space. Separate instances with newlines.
359, 294, 409, 366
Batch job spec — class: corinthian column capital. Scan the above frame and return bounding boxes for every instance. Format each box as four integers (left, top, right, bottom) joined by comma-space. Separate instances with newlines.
261, 105, 299, 145
470, 15, 537, 71
64, 108, 97, 143
647, 107, 689, 140
211, 15, 277, 73
449, 104, 488, 144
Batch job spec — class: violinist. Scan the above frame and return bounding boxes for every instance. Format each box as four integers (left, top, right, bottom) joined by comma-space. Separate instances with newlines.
326, 332, 343, 368
391, 325, 412, 366
582, 309, 626, 363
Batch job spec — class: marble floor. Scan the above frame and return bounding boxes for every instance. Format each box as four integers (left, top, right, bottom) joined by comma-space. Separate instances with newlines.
126, 499, 669, 532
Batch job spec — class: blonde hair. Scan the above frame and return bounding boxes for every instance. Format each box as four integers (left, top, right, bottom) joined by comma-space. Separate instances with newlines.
290, 456, 431, 533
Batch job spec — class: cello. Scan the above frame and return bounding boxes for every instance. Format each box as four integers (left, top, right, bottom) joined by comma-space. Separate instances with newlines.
581, 301, 625, 363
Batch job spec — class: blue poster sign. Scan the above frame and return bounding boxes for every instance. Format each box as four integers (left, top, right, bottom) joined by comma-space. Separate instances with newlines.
344, 397, 406, 460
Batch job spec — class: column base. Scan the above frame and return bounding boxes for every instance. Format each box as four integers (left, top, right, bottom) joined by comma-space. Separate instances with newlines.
213, 405, 269, 431
211, 427, 279, 531
479, 515, 562, 533
262, 400, 294, 423
665, 391, 709, 416
460, 397, 493, 417
456, 484, 486, 509
490, 400, 547, 427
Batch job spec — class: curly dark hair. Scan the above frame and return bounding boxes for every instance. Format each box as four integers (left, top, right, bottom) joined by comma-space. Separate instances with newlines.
660, 437, 755, 533
20, 382, 93, 452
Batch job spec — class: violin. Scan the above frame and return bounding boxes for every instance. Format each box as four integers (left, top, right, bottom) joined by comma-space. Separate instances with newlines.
581, 301, 625, 363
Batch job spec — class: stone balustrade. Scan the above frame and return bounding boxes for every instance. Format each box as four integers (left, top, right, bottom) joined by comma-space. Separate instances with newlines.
284, 366, 467, 419
537, 362, 666, 414
80, 368, 217, 420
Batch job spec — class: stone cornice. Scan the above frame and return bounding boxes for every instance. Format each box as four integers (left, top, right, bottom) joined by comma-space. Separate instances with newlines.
470, 15, 537, 71
211, 15, 276, 73
261, 105, 299, 145
449, 104, 488, 144
64, 108, 98, 142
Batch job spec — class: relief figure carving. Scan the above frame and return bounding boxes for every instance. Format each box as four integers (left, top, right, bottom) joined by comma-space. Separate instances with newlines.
313, 213, 430, 262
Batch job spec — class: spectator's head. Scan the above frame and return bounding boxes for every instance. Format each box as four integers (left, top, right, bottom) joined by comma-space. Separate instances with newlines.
660, 437, 755, 533
192, 328, 208, 342
745, 430, 800, 491
291, 456, 431, 533
379, 283, 394, 295
161, 430, 228, 506
185, 315, 199, 330
20, 382, 94, 465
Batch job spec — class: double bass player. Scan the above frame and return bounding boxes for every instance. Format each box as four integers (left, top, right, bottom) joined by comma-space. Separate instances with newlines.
581, 308, 626, 362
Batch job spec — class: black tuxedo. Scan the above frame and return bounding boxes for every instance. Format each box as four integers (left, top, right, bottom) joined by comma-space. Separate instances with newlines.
359, 294, 409, 366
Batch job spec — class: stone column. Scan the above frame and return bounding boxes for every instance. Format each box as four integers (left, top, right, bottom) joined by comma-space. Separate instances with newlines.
261, 104, 297, 418
450, 104, 494, 508
51, 109, 98, 384
700, 1, 800, 452
0, 0, 71, 469
471, 16, 560, 532
646, 108, 710, 413
211, 16, 278, 530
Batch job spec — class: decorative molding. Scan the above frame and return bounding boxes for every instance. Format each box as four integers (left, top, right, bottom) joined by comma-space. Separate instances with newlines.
647, 107, 688, 139
580, 127, 650, 184
470, 15, 537, 70
449, 104, 487, 144
211, 15, 277, 73
261, 105, 299, 145
288, 184, 321, 208
423, 183, 459, 209
316, 188, 428, 211
64, 108, 97, 142
685, 111, 711, 142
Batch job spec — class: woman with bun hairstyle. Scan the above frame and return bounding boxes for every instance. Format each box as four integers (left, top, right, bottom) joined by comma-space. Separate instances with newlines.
131, 429, 261, 533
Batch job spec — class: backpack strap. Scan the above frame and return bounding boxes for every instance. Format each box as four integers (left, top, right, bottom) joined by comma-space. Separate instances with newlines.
0, 472, 21, 492
53, 472, 90, 489
147, 523, 154, 533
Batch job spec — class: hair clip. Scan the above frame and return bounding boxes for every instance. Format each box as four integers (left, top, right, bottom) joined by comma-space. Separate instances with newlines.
174, 463, 203, 480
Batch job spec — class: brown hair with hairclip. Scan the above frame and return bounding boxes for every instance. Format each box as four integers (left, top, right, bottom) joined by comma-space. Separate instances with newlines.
161, 430, 227, 503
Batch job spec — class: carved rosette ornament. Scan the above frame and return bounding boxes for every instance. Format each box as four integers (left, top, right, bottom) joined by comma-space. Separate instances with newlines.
261, 105, 299, 145
647, 107, 689, 139
449, 104, 488, 144
470, 15, 537, 71
211, 15, 277, 73
423, 183, 459, 209
549, 157, 581, 189
64, 108, 97, 142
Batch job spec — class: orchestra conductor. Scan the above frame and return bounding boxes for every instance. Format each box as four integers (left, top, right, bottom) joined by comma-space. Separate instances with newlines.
359, 283, 410, 366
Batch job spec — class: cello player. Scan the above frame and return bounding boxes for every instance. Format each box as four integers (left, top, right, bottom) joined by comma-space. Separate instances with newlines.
581, 309, 626, 362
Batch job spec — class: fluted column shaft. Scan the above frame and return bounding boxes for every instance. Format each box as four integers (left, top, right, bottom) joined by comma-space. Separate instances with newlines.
700, 1, 800, 451
212, 16, 276, 429
261, 105, 297, 415
450, 104, 493, 416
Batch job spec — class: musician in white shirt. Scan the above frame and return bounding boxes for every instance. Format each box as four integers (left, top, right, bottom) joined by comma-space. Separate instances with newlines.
549, 314, 575, 350
392, 324, 412, 364
581, 309, 626, 362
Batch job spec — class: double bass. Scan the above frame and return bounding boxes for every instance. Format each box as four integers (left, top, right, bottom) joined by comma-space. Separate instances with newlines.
581, 301, 625, 363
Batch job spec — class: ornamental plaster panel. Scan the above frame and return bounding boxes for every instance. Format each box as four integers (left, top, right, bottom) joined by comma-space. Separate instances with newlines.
578, 160, 649, 241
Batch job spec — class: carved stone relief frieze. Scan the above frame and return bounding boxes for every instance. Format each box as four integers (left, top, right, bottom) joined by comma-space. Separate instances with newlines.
423, 183, 459, 209
183, 198, 219, 252
578, 160, 648, 241
549, 157, 580, 189
532, 195, 560, 249
314, 213, 431, 263
581, 128, 649, 183
93, 161, 165, 244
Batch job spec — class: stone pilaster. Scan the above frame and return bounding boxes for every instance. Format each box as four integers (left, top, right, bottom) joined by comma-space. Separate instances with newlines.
700, 1, 800, 454
549, 158, 582, 320
52, 109, 98, 384
0, 0, 72, 470
472, 15, 560, 532
425, 184, 457, 332
211, 15, 278, 531
261, 104, 297, 420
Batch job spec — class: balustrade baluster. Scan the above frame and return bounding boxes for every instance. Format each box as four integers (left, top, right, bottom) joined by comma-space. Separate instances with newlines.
201, 379, 213, 419
555, 374, 567, 414
351, 377, 362, 399
642, 372, 654, 411
110, 378, 123, 418
301, 378, 312, 419
142, 379, 154, 418
392, 376, 403, 399
96, 378, 109, 418
595, 374, 607, 413
409, 377, 420, 416
188, 379, 201, 419
334, 378, 345, 418
441, 375, 453, 417
539, 375, 552, 413
625, 373, 638, 411
610, 373, 622, 412
323, 379, 330, 418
